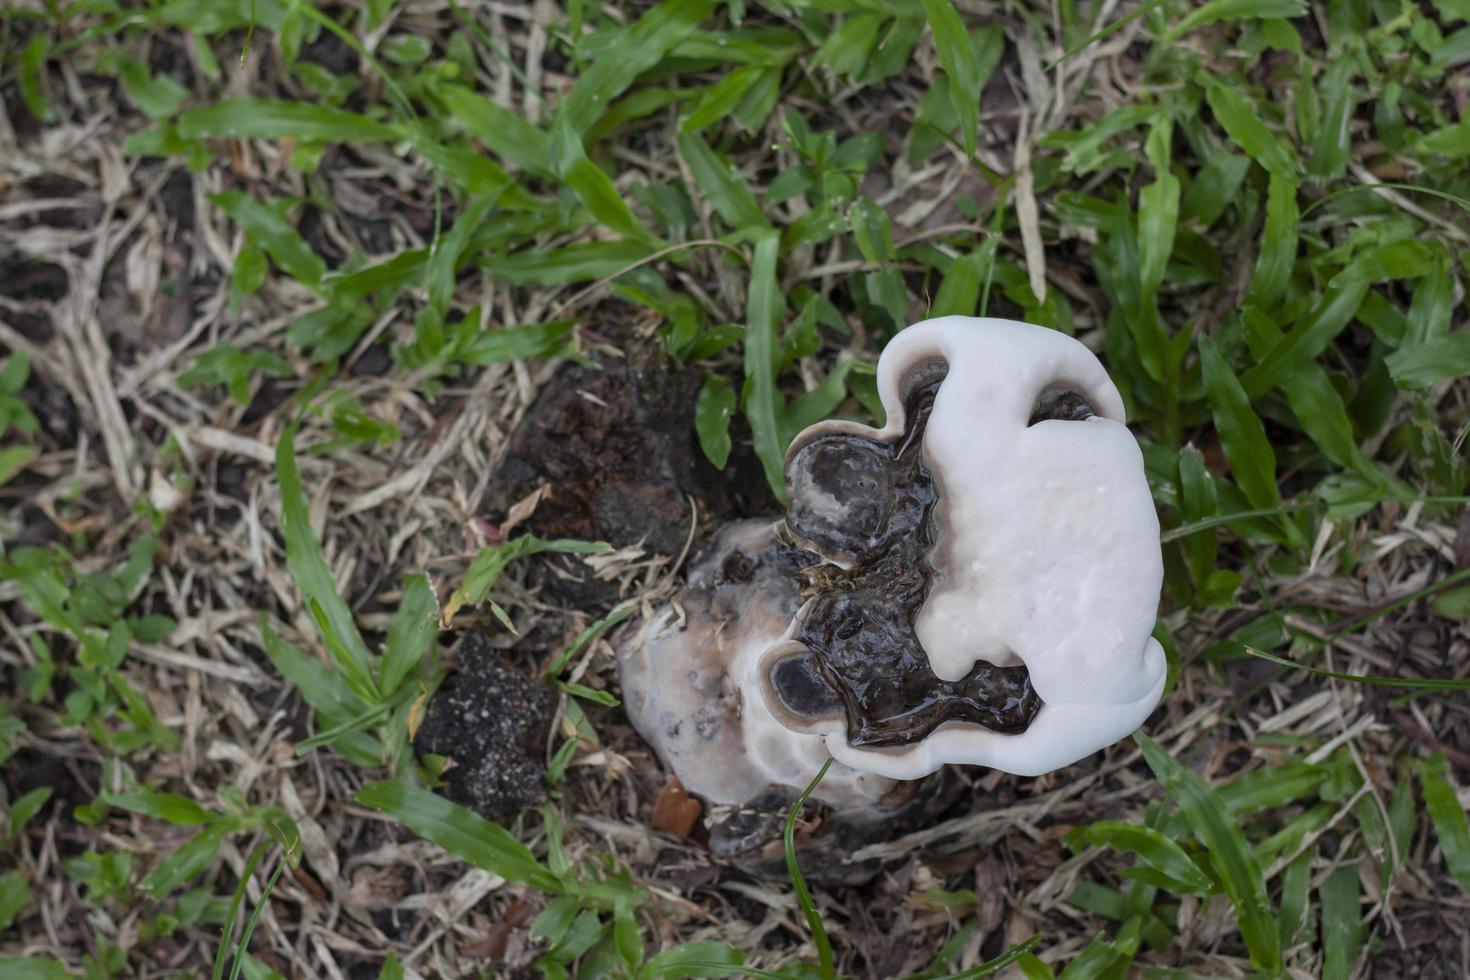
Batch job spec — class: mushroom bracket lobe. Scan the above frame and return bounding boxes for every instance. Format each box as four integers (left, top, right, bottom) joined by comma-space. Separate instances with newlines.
618, 317, 1167, 810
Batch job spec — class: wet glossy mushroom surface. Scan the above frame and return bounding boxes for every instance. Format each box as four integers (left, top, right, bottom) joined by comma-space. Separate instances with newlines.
774, 379, 1044, 748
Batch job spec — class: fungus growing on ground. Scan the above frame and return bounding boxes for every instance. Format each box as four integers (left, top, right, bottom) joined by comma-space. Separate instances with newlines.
618, 316, 1166, 816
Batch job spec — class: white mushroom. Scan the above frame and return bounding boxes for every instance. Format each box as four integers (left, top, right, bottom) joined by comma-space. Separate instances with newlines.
618, 316, 1166, 809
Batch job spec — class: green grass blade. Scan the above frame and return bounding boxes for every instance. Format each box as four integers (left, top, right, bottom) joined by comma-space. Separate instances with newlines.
210, 191, 326, 288
1246, 646, 1470, 690
356, 781, 563, 892
695, 374, 737, 469
744, 229, 787, 502
1205, 83, 1300, 185
1418, 753, 1470, 893
1198, 335, 1279, 510
438, 84, 552, 176
677, 131, 768, 230
558, 0, 717, 137
784, 759, 835, 980
927, 934, 1042, 979
1245, 174, 1297, 307
178, 98, 398, 142
1065, 820, 1215, 894
380, 574, 438, 697
275, 425, 381, 704
1169, 0, 1307, 39
1277, 846, 1313, 951
0, 956, 73, 979
441, 534, 611, 624
1386, 333, 1470, 388
1239, 282, 1367, 399
213, 843, 268, 980
920, 0, 981, 156
1135, 733, 1281, 974
1319, 863, 1362, 980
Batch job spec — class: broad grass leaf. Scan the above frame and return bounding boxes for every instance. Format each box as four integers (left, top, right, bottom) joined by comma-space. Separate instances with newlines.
407, 136, 533, 203
442, 535, 611, 625
556, 116, 662, 245
326, 249, 430, 297
1138, 170, 1181, 298
921, 0, 982, 155
1198, 336, 1279, 509
1170, 0, 1307, 36
849, 197, 894, 264
744, 229, 787, 501
932, 247, 989, 317
104, 792, 213, 826
1328, 239, 1439, 288
179, 98, 397, 142
1205, 83, 1300, 184
0, 956, 72, 980
558, 0, 717, 136
210, 191, 326, 287
1418, 753, 1470, 893
1240, 308, 1380, 482
1239, 282, 1367, 399
1385, 332, 1470, 388
458, 320, 578, 364
6, 788, 51, 842
1415, 121, 1470, 158
695, 374, 736, 469
1181, 152, 1250, 226
19, 36, 54, 123
682, 65, 769, 133
1319, 863, 1363, 980
380, 574, 437, 697
677, 132, 768, 229
1406, 262, 1453, 344
119, 59, 189, 120
1246, 174, 1297, 308
0, 872, 30, 932
260, 624, 380, 766
141, 827, 224, 899
641, 940, 746, 978
486, 241, 653, 286
427, 195, 500, 318
1065, 820, 1216, 894
276, 425, 380, 703
1135, 733, 1281, 974
1307, 59, 1355, 181
0, 447, 36, 487
815, 13, 883, 78
356, 781, 562, 891
438, 85, 551, 176
1277, 846, 1314, 950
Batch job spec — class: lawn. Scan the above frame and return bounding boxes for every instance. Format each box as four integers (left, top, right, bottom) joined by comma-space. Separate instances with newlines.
1, 0, 1469, 977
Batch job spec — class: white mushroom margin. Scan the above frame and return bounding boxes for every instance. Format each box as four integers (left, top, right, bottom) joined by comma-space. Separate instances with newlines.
809, 316, 1165, 779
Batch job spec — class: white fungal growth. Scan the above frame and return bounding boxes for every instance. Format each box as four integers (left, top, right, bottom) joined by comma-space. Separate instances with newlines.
618, 316, 1167, 808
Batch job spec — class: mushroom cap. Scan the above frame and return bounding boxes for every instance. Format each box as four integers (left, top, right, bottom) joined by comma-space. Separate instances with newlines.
781, 316, 1167, 779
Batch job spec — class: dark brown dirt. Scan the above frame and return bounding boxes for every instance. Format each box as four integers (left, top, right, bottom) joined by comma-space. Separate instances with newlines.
412, 631, 557, 821
486, 336, 773, 603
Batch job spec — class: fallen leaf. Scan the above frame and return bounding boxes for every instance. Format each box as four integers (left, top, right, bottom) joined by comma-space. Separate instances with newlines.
651, 776, 702, 837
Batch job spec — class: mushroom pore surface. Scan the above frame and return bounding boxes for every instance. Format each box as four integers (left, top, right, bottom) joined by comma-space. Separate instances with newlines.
775, 379, 1044, 748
